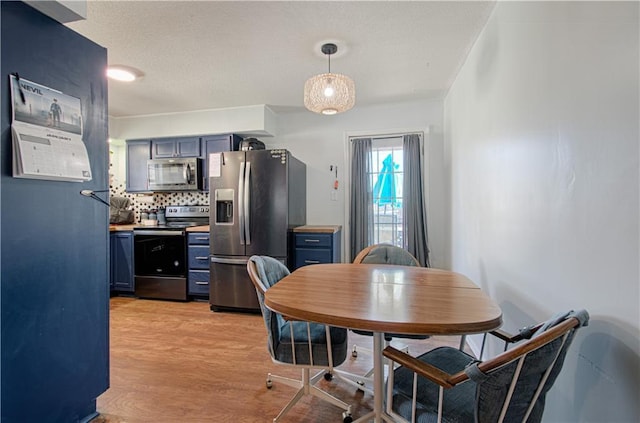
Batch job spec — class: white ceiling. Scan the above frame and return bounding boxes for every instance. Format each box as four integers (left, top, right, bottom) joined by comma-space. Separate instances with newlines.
65, 1, 496, 118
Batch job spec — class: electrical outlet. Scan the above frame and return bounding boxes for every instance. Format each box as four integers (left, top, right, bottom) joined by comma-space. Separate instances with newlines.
330, 191, 337, 201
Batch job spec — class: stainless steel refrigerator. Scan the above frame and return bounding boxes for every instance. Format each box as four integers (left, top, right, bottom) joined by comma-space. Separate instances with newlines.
209, 149, 306, 312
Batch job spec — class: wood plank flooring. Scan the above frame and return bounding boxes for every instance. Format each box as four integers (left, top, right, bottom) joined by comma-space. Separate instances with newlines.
93, 297, 464, 423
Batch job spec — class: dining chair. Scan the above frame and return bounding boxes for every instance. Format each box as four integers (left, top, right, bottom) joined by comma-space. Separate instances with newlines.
383, 309, 590, 423
247, 255, 353, 423
339, 244, 429, 394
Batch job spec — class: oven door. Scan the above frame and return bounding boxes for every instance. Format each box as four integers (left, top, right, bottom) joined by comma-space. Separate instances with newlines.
134, 230, 186, 277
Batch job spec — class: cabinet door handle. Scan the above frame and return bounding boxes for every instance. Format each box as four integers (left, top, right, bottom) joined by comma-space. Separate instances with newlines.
195, 256, 208, 260
195, 281, 209, 285
304, 260, 321, 264
304, 239, 320, 243
195, 237, 209, 241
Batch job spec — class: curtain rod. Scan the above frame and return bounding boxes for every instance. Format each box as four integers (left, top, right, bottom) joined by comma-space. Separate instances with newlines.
349, 131, 423, 141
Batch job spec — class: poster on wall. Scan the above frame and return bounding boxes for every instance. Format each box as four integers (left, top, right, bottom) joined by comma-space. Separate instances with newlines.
10, 74, 92, 182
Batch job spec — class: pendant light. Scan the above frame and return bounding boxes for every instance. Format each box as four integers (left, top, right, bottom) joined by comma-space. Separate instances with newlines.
304, 43, 355, 115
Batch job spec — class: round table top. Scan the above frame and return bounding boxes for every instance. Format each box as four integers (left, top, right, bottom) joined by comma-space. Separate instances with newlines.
265, 263, 503, 335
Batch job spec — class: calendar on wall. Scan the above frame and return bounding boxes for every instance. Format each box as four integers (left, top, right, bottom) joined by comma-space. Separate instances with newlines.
10, 74, 92, 182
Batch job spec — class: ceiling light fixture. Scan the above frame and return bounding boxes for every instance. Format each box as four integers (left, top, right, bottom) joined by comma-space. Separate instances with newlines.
106, 65, 143, 82
304, 43, 355, 115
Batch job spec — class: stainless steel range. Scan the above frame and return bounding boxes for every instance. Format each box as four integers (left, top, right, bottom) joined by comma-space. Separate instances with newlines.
134, 205, 209, 301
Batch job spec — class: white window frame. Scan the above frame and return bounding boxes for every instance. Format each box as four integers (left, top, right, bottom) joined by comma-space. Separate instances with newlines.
343, 128, 428, 261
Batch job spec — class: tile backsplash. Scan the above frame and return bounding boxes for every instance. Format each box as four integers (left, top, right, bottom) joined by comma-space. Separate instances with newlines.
110, 182, 209, 222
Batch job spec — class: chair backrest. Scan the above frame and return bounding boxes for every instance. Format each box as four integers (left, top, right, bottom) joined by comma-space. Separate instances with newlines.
353, 243, 420, 266
466, 309, 589, 423
247, 256, 290, 357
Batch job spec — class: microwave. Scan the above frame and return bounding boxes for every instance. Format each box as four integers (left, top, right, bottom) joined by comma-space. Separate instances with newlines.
147, 157, 203, 191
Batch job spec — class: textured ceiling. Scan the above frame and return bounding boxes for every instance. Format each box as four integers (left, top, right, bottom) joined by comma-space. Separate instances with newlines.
66, 1, 495, 118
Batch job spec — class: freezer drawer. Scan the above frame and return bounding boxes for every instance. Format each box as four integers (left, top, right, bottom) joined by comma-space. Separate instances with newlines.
209, 256, 260, 312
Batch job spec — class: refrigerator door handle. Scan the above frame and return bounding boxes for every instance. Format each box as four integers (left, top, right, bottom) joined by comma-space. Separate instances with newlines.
210, 256, 249, 265
238, 161, 245, 245
244, 161, 251, 245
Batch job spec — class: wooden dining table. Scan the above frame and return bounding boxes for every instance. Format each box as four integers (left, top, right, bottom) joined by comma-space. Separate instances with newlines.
264, 263, 503, 423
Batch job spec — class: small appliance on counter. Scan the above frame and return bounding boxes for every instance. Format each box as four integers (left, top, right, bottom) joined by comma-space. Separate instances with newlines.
133, 205, 209, 301
239, 137, 265, 151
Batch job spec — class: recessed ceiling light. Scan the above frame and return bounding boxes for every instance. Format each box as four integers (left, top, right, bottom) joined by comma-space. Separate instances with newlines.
106, 65, 143, 82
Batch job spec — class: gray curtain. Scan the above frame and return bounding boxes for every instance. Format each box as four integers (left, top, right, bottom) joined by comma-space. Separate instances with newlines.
350, 138, 373, 260
403, 134, 430, 267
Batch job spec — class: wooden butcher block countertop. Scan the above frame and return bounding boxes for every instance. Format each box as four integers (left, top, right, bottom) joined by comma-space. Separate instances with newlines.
186, 225, 210, 232
292, 225, 342, 234
109, 224, 137, 232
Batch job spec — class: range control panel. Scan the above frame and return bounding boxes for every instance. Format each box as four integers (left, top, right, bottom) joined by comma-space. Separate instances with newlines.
165, 205, 210, 218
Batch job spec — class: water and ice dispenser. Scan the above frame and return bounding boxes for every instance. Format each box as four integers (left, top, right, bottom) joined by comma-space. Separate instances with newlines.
214, 189, 234, 224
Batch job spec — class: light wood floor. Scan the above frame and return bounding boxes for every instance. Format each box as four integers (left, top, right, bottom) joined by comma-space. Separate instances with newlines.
93, 297, 465, 423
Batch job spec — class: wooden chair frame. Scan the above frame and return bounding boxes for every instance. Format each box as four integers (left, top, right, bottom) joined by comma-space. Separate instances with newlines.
383, 315, 584, 423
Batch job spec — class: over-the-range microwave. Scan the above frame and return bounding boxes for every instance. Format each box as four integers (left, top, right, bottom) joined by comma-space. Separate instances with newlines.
147, 157, 203, 191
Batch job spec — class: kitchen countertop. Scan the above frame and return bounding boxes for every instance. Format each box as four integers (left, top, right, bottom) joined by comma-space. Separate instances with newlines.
110, 224, 211, 232
292, 225, 342, 234
186, 225, 209, 232
109, 224, 138, 232
111, 224, 341, 233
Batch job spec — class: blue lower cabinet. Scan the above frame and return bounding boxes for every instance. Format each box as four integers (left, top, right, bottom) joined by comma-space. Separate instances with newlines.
188, 270, 210, 296
188, 232, 210, 298
291, 227, 342, 270
295, 248, 333, 269
111, 231, 134, 292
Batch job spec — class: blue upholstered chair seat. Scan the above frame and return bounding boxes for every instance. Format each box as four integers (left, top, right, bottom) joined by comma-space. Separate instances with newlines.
274, 320, 348, 366
391, 347, 478, 423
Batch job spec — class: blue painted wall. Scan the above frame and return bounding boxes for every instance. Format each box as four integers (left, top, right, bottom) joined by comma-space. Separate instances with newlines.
1, 2, 109, 422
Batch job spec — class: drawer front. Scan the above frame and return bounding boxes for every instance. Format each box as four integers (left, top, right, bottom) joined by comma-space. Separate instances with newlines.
295, 233, 332, 248
188, 245, 210, 269
188, 233, 210, 245
188, 270, 209, 296
295, 248, 332, 268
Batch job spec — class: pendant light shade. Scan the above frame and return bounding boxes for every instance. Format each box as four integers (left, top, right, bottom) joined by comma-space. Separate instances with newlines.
304, 43, 355, 115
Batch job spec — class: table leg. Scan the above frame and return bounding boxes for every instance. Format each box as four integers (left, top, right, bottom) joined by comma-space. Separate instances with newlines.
373, 331, 384, 422
352, 332, 395, 423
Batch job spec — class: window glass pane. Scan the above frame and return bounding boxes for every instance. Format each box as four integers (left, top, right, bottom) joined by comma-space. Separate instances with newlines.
369, 138, 403, 247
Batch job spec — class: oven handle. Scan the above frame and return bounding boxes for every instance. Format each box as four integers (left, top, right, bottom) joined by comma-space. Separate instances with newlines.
134, 230, 185, 236
210, 256, 248, 265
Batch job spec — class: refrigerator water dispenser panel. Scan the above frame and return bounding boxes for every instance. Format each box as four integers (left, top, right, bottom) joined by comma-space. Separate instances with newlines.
215, 189, 234, 224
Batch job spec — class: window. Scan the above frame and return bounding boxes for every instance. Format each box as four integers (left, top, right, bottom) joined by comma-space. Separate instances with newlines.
349, 132, 429, 265
370, 137, 404, 247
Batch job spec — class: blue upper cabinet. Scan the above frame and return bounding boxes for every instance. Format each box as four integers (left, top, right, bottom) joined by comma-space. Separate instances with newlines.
201, 134, 241, 191
126, 139, 152, 192
152, 137, 201, 158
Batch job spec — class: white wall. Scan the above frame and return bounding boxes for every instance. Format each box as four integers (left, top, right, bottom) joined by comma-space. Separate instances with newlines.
268, 99, 446, 265
444, 1, 639, 421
